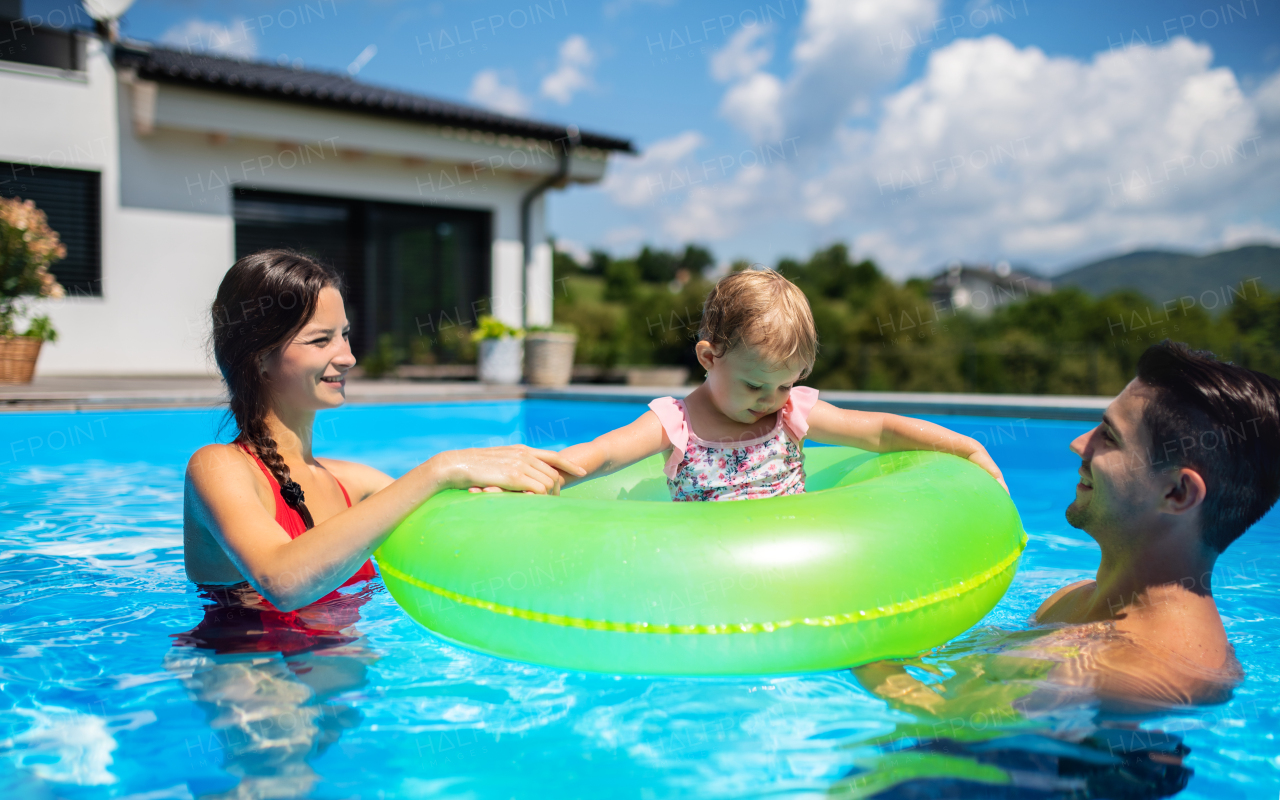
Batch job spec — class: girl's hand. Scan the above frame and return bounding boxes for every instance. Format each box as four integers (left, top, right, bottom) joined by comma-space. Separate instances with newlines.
436, 445, 585, 496
967, 448, 1009, 494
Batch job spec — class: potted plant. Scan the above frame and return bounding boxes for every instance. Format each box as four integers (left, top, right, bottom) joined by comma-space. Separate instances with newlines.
524, 323, 578, 387
0, 197, 64, 384
471, 315, 524, 384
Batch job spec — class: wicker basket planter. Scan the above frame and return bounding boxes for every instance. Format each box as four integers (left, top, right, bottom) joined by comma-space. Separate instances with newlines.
477, 337, 524, 384
0, 335, 43, 384
524, 332, 577, 387
625, 366, 690, 386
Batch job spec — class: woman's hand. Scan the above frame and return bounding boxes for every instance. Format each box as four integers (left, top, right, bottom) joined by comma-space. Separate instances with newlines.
435, 445, 585, 496
967, 447, 1009, 494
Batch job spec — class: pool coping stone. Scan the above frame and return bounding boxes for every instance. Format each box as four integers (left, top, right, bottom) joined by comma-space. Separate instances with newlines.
1, 376, 1111, 420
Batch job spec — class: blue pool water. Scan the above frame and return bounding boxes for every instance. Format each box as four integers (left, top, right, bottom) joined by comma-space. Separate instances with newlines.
1, 400, 1278, 799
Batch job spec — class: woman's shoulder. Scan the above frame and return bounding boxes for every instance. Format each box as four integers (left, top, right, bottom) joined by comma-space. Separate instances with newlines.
186, 442, 251, 481
315, 457, 394, 501
184, 443, 275, 517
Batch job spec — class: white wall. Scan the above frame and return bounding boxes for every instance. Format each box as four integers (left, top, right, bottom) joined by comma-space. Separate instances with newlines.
525, 193, 553, 327
0, 39, 613, 375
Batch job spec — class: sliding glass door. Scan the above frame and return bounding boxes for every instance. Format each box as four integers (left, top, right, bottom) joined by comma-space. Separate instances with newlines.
233, 188, 491, 361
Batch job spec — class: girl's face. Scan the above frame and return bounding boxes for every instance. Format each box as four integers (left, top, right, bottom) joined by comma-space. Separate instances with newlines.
263, 286, 356, 413
696, 341, 806, 424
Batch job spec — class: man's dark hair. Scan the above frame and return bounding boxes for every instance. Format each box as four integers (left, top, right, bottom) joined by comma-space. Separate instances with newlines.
1136, 340, 1280, 552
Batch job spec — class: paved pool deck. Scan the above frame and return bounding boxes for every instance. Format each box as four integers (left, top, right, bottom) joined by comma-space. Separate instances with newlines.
0, 375, 1112, 421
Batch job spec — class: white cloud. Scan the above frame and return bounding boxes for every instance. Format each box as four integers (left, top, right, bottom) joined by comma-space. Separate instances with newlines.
1257, 68, 1280, 125
802, 179, 846, 225
593, 127, 798, 247
720, 73, 785, 142
713, 0, 941, 144
600, 130, 707, 208
710, 25, 773, 83
160, 18, 257, 59
617, 35, 1280, 277
1220, 222, 1280, 249
665, 165, 779, 241
554, 238, 591, 265
541, 35, 595, 105
602, 226, 647, 249
468, 70, 531, 116
815, 35, 1278, 274
576, 0, 1280, 274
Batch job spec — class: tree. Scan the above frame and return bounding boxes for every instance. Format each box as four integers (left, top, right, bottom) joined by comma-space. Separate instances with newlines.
603, 257, 640, 302
679, 244, 715, 276
554, 240, 1280, 391
636, 245, 678, 284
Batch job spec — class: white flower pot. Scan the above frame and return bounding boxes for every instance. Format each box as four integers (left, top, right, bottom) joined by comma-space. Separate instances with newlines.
478, 337, 524, 384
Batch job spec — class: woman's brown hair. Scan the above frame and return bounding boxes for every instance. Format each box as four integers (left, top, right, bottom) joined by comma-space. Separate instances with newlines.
211, 249, 343, 529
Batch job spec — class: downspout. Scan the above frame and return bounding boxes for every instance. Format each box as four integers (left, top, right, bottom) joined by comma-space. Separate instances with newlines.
518, 125, 579, 328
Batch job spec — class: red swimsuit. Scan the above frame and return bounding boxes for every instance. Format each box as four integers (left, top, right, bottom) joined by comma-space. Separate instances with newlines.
172, 443, 378, 656
235, 441, 378, 588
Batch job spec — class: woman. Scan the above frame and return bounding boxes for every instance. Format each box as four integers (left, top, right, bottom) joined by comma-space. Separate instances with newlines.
182, 248, 584, 612
173, 249, 582, 797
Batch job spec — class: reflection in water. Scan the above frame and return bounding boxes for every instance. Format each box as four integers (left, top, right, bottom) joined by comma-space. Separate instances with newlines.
834, 728, 1192, 799
834, 624, 1241, 799
164, 583, 381, 800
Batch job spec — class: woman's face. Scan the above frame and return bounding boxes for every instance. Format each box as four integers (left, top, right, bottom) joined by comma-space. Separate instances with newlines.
263, 286, 356, 412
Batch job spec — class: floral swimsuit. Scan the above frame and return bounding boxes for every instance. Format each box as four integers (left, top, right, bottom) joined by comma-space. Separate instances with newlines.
648, 387, 820, 502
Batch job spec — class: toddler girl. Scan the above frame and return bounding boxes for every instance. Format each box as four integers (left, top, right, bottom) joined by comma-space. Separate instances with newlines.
558, 269, 1007, 500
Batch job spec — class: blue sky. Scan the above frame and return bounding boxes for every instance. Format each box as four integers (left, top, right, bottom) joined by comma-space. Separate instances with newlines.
63, 0, 1280, 276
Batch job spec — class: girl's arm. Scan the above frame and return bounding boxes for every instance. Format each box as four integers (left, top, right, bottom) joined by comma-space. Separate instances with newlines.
556, 411, 670, 487
805, 401, 1008, 492
186, 444, 586, 611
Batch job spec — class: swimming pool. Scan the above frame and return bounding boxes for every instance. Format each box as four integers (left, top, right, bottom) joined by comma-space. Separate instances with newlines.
1, 400, 1277, 799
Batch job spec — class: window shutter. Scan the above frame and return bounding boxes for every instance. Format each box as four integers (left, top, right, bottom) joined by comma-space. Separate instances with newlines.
0, 162, 102, 296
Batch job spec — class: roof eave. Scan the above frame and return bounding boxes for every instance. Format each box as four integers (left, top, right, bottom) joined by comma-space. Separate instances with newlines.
112, 43, 636, 154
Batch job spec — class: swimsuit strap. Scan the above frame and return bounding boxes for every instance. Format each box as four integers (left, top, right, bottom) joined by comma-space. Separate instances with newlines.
229, 440, 375, 588
649, 388, 821, 479
235, 441, 351, 509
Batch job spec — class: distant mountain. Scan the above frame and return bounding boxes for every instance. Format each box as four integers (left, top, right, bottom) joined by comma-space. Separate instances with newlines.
1053, 245, 1280, 307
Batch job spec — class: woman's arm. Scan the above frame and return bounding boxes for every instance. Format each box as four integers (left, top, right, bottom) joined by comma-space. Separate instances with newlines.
186, 444, 585, 611
556, 411, 670, 488
805, 401, 1008, 492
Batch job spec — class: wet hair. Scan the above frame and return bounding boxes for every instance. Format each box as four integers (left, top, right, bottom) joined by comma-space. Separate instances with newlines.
698, 268, 818, 377
1136, 340, 1280, 552
211, 249, 343, 529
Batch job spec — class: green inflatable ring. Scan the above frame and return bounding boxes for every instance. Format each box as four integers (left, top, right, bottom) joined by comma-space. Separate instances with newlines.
375, 446, 1026, 676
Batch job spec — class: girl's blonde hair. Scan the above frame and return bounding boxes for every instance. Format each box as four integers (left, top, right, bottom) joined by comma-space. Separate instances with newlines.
698, 269, 818, 377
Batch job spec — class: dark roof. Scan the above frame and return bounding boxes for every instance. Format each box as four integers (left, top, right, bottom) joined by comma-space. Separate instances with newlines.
113, 42, 635, 153
929, 264, 1053, 294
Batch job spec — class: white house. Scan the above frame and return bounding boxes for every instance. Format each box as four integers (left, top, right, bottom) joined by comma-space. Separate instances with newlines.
0, 22, 633, 375
929, 261, 1053, 319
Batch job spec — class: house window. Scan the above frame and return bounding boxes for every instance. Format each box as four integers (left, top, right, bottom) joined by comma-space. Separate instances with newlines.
232, 188, 491, 361
0, 10, 86, 72
0, 161, 102, 296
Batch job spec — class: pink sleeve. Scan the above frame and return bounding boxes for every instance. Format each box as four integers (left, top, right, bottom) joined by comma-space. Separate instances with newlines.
647, 397, 688, 479
781, 386, 820, 443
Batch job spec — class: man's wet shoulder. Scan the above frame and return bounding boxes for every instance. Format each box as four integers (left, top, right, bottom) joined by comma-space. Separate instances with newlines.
1034, 579, 1096, 623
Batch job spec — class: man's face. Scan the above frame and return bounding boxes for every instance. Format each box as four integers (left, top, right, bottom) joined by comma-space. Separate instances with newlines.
1065, 379, 1165, 545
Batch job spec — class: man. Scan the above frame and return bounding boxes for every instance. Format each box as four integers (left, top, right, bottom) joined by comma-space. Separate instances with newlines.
1035, 339, 1280, 706
841, 341, 1280, 796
